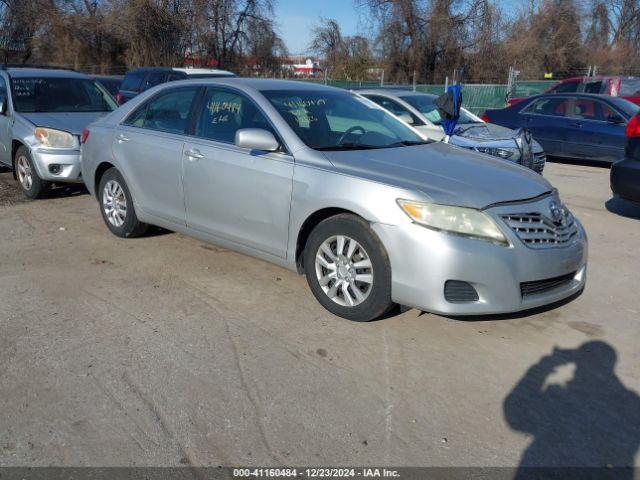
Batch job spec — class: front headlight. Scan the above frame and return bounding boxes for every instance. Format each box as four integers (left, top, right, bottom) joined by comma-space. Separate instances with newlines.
475, 146, 516, 159
397, 199, 508, 245
34, 128, 75, 148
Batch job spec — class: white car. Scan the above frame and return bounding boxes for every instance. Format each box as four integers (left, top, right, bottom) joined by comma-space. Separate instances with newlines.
359, 89, 546, 173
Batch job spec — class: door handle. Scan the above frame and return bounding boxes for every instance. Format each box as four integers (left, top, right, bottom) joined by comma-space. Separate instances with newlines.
185, 148, 204, 160
116, 133, 130, 143
570, 122, 583, 128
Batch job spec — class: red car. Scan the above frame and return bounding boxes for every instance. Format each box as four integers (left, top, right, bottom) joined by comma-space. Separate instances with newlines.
509, 76, 640, 107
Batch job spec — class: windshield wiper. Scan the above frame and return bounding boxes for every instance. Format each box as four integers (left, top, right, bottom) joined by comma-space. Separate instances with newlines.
386, 140, 432, 148
315, 143, 382, 151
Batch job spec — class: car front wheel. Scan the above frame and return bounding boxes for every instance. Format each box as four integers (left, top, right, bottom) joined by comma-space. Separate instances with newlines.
97, 168, 148, 238
15, 146, 51, 199
304, 214, 394, 322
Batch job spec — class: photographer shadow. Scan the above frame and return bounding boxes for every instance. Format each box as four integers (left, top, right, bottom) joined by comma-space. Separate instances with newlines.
503, 341, 640, 480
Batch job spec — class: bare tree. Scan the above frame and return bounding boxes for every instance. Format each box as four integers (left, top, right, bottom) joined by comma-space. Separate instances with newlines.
358, 0, 488, 83
309, 18, 346, 75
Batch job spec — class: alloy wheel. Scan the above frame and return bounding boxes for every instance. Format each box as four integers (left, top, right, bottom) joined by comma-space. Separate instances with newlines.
16, 155, 33, 191
102, 180, 127, 227
314, 235, 374, 307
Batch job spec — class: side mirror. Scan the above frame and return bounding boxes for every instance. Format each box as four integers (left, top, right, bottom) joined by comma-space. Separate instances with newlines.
607, 114, 624, 124
396, 112, 414, 125
235, 128, 280, 152
0, 98, 7, 116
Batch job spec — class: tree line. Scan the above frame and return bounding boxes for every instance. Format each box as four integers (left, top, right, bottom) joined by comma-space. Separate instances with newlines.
1, 0, 639, 82
0, 0, 286, 75
312, 0, 640, 83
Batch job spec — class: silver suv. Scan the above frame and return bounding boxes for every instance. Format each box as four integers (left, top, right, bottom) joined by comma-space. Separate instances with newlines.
0, 67, 117, 198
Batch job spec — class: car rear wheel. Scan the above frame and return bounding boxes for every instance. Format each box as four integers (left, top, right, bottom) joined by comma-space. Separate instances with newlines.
97, 168, 148, 238
15, 146, 51, 199
304, 214, 394, 322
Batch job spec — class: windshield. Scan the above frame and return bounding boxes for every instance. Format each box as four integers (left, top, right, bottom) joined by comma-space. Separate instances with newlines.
402, 94, 478, 125
262, 89, 426, 150
11, 77, 117, 113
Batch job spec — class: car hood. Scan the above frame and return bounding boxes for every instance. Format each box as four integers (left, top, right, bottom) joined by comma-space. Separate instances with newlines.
19, 112, 110, 136
453, 122, 516, 141
322, 142, 552, 209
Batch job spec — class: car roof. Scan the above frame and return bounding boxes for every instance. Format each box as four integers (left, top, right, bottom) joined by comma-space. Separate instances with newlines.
559, 75, 637, 82
530, 92, 618, 100
6, 68, 89, 79
358, 88, 437, 99
126, 67, 234, 76
172, 68, 234, 76
167, 77, 344, 92
559, 76, 612, 82
91, 75, 123, 80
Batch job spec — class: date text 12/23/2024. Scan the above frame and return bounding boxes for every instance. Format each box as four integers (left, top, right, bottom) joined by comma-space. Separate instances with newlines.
233, 468, 401, 478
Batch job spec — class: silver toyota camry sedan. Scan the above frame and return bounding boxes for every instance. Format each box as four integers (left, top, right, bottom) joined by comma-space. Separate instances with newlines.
81, 79, 587, 322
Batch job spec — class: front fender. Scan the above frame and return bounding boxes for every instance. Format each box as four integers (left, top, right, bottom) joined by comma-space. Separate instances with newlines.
286, 162, 425, 266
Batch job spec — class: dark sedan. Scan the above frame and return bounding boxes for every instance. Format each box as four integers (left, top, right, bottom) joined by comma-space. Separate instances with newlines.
91, 75, 123, 97
483, 93, 639, 163
611, 114, 640, 205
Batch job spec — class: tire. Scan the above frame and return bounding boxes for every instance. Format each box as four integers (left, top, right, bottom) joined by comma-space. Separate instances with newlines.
304, 213, 394, 322
15, 146, 51, 199
97, 168, 148, 238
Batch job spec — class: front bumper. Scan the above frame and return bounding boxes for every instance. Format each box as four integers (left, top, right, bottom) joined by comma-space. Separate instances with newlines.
533, 151, 546, 173
31, 147, 83, 183
611, 157, 640, 205
372, 198, 587, 315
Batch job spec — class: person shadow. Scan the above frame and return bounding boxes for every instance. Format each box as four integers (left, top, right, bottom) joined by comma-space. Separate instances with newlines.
503, 341, 640, 480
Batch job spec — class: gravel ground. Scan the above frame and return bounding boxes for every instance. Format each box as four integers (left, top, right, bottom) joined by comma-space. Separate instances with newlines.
0, 162, 639, 469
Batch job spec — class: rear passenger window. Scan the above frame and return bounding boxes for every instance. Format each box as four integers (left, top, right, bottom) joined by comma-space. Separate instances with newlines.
195, 88, 274, 144
525, 97, 570, 117
124, 87, 198, 134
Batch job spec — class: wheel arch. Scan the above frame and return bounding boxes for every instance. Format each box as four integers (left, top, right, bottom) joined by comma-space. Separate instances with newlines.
94, 161, 116, 197
295, 207, 366, 273
11, 140, 25, 180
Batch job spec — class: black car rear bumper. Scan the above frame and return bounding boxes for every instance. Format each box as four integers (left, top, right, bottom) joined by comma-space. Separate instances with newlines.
611, 157, 640, 204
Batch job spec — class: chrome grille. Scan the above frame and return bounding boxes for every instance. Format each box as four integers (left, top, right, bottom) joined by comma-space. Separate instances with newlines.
501, 211, 578, 249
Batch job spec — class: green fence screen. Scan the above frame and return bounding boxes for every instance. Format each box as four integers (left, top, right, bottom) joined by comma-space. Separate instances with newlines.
298, 79, 556, 115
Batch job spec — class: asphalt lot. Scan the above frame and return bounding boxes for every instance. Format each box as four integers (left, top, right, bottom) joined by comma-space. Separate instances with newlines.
1, 162, 639, 469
